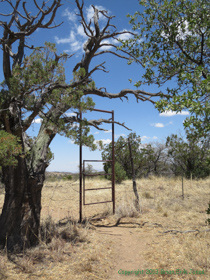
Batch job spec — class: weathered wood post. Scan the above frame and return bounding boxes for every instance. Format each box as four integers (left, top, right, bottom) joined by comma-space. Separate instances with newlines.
128, 137, 140, 212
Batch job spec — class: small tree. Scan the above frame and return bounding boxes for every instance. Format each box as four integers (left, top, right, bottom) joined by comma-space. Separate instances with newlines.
102, 133, 145, 179
86, 164, 95, 175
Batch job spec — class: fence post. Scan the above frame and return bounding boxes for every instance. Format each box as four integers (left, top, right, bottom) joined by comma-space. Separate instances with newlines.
112, 110, 115, 214
79, 109, 82, 223
182, 174, 184, 200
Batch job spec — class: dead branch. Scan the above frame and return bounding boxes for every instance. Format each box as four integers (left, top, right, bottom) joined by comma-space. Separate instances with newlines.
86, 118, 132, 131
83, 88, 164, 104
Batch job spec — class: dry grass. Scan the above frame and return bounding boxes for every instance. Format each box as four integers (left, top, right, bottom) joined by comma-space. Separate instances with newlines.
0, 176, 209, 279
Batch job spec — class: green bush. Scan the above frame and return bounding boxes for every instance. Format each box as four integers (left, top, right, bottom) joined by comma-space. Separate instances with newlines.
108, 162, 127, 184
63, 175, 72, 180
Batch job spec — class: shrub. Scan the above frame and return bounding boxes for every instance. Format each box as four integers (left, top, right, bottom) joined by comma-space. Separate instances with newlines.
63, 175, 72, 180
108, 162, 127, 184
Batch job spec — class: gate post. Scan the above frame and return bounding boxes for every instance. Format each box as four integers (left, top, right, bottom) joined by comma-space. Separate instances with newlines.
112, 110, 115, 214
79, 109, 82, 223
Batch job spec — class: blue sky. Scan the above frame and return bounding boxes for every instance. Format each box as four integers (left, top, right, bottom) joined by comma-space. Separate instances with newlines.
1, 0, 190, 172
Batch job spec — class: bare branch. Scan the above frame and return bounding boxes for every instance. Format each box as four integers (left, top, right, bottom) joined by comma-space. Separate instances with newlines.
40, 21, 63, 29
88, 62, 109, 76
94, 49, 131, 60
23, 44, 44, 50
6, 0, 29, 22
83, 88, 164, 104
61, 115, 132, 131
87, 118, 132, 131
22, 1, 31, 19
33, 0, 45, 14
0, 11, 13, 17
5, 0, 21, 28
75, 0, 93, 36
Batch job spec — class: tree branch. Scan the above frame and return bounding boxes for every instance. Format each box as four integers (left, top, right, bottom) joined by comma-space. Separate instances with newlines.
160, 229, 210, 234
61, 115, 132, 131
87, 118, 132, 131
83, 88, 164, 104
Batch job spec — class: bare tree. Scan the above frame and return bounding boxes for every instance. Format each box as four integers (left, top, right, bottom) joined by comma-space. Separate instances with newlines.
0, 0, 162, 250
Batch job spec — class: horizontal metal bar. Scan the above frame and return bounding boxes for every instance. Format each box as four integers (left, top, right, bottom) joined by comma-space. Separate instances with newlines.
84, 200, 113, 206
83, 160, 112, 163
90, 108, 113, 114
85, 187, 112, 191
83, 173, 112, 177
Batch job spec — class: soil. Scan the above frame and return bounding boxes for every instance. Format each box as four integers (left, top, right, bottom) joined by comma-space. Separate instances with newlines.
90, 217, 155, 280
98, 227, 148, 279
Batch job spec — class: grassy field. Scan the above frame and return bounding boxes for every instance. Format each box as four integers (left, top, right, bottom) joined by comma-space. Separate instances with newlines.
0, 176, 209, 279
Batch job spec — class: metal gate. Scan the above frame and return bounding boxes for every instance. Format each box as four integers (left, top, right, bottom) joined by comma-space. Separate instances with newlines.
79, 109, 115, 222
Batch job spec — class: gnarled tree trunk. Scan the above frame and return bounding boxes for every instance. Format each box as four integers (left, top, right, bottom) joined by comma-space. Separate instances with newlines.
0, 124, 54, 251
0, 158, 43, 251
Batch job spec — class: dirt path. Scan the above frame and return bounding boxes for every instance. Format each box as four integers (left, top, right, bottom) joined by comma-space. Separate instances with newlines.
94, 220, 150, 280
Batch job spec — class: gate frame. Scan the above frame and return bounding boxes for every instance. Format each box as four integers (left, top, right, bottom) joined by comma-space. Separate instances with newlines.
79, 108, 115, 222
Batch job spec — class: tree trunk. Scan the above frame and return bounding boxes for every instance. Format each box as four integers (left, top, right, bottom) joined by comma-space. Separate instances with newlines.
0, 157, 44, 251
0, 121, 55, 251
128, 137, 140, 212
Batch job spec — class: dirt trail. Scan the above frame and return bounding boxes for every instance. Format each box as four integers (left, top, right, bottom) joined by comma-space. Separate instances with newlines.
95, 222, 150, 280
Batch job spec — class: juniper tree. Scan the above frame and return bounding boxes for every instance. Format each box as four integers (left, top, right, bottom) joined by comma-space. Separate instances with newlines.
0, 0, 161, 251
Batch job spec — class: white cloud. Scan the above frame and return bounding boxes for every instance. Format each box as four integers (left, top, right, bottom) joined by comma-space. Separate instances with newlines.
159, 110, 189, 117
71, 41, 81, 52
94, 139, 111, 146
141, 136, 150, 141
65, 112, 77, 117
153, 136, 158, 140
62, 8, 77, 23
104, 129, 112, 133
100, 31, 133, 51
76, 25, 86, 38
32, 118, 42, 124
151, 123, 165, 128
94, 131, 99, 135
115, 134, 126, 139
55, 30, 83, 52
100, 39, 115, 50
54, 31, 76, 44
116, 30, 133, 41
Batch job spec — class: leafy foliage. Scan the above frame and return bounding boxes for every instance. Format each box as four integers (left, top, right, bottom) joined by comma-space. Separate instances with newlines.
107, 162, 127, 184
101, 132, 169, 179
0, 131, 22, 167
102, 133, 143, 179
166, 129, 210, 178
123, 0, 210, 136
102, 130, 210, 179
